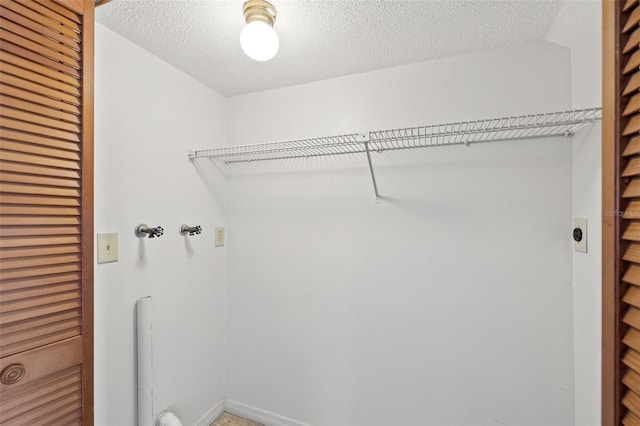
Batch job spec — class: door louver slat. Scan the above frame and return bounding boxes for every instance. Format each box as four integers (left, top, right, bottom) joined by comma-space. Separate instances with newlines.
0, 2, 80, 40
624, 222, 640, 241
0, 83, 80, 115
625, 349, 640, 374
624, 6, 640, 32
625, 409, 640, 426
0, 17, 80, 61
625, 264, 640, 286
33, 0, 81, 23
0, 162, 80, 179
626, 26, 640, 53
625, 307, 640, 330
624, 137, 640, 156
0, 97, 80, 126
0, 50, 80, 88
624, 389, 640, 417
0, 194, 79, 207
625, 286, 640, 309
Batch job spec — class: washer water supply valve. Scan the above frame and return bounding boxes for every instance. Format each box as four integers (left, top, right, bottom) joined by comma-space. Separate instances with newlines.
180, 225, 202, 236
135, 224, 164, 238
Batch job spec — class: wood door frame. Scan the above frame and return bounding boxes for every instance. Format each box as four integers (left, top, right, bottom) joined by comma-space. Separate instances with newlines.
603, 0, 623, 424
80, 0, 95, 423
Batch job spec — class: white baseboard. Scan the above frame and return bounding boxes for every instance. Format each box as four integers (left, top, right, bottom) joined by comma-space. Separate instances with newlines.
223, 400, 312, 426
195, 399, 225, 426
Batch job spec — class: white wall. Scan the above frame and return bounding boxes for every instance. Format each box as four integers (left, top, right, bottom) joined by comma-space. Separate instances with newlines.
570, 7, 603, 426
94, 24, 228, 426
221, 41, 576, 425
545, 3, 603, 423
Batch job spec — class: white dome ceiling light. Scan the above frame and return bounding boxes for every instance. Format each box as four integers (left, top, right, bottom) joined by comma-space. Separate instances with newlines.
240, 0, 279, 62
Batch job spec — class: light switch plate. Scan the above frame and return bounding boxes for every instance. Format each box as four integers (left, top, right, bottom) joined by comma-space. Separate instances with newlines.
215, 227, 225, 247
97, 232, 119, 263
573, 218, 587, 253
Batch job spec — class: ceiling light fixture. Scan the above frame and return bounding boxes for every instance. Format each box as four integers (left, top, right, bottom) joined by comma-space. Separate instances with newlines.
240, 0, 279, 62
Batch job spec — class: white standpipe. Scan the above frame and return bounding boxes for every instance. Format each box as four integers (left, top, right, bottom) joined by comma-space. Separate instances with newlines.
156, 410, 184, 426
136, 296, 153, 426
137, 296, 183, 426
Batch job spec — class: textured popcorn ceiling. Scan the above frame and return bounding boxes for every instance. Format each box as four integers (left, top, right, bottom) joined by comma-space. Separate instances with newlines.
96, 0, 594, 97
545, 0, 600, 47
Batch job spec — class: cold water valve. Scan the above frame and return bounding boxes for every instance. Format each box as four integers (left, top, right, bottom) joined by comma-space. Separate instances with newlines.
180, 224, 202, 236
135, 224, 164, 238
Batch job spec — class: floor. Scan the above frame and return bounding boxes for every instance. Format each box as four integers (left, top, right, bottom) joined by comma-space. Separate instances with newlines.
211, 412, 263, 426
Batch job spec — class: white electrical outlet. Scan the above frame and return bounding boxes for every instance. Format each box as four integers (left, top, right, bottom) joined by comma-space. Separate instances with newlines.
215, 227, 225, 247
573, 218, 587, 253
97, 232, 119, 263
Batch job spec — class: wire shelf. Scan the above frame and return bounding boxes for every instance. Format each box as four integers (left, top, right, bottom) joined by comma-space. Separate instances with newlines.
189, 107, 602, 164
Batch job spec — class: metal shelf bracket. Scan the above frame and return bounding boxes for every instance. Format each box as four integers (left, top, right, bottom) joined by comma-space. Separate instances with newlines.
358, 132, 380, 202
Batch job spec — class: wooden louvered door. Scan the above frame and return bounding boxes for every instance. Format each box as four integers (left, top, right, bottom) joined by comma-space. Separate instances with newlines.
0, 0, 93, 424
604, 0, 640, 424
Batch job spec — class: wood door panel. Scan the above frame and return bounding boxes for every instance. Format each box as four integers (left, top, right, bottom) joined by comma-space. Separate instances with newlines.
0, 339, 83, 424
0, 336, 82, 393
0, 366, 81, 425
0, 0, 93, 423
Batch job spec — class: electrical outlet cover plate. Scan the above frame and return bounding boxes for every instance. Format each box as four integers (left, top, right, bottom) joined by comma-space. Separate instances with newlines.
97, 232, 119, 263
573, 218, 587, 253
215, 227, 225, 247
